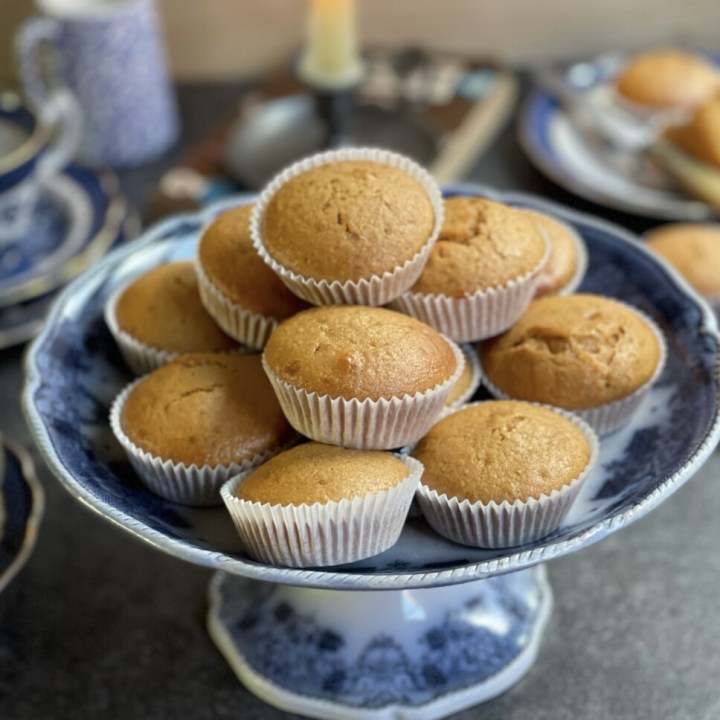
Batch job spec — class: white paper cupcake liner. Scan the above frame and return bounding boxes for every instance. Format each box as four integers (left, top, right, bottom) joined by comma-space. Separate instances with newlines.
105, 287, 176, 375
478, 305, 668, 435
195, 259, 277, 350
388, 239, 551, 342
446, 343, 482, 408
416, 403, 599, 549
109, 379, 292, 506
262, 338, 465, 450
249, 148, 444, 306
221, 454, 424, 567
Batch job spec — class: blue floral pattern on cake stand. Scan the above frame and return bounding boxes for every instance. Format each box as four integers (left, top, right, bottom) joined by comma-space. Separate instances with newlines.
23, 185, 720, 718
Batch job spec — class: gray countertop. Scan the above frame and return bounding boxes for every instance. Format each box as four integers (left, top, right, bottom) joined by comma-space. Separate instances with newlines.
1, 82, 719, 720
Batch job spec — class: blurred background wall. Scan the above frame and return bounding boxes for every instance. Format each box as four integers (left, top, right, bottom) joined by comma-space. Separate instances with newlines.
2, 0, 720, 85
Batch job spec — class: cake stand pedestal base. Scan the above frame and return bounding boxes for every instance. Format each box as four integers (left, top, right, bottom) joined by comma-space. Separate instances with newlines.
207, 565, 552, 720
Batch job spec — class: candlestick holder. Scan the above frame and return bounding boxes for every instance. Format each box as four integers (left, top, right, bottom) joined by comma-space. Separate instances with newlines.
223, 54, 440, 189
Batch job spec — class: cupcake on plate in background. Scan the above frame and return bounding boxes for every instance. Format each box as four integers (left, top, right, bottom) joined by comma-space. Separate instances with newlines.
196, 203, 311, 349
412, 400, 598, 549
523, 209, 588, 297
645, 222, 720, 308
110, 353, 297, 506
221, 442, 423, 567
614, 48, 719, 113
662, 95, 720, 170
250, 148, 443, 306
479, 293, 666, 434
390, 196, 550, 342
106, 261, 239, 375
262, 305, 464, 450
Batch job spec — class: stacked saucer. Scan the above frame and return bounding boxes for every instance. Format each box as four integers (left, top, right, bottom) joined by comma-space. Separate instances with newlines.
0, 165, 137, 348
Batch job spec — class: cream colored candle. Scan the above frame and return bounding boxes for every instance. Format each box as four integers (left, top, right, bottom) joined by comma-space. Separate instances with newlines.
298, 0, 363, 89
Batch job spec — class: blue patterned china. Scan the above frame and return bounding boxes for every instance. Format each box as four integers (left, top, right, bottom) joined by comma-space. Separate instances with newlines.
23, 185, 720, 717
0, 202, 134, 349
0, 92, 79, 246
519, 54, 718, 220
0, 435, 44, 594
17, 0, 178, 168
0, 164, 128, 309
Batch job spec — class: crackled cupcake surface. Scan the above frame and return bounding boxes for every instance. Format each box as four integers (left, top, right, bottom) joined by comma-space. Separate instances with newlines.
412, 401, 590, 504
198, 204, 310, 319
115, 261, 237, 353
237, 442, 410, 505
481, 294, 661, 410
263, 305, 458, 400
261, 160, 435, 281
121, 353, 295, 466
409, 197, 547, 296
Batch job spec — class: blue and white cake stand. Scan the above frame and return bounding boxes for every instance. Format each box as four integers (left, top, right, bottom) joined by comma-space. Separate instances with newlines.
23, 185, 720, 719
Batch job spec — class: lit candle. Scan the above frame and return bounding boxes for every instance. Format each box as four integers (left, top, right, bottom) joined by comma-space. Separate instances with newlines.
298, 0, 364, 90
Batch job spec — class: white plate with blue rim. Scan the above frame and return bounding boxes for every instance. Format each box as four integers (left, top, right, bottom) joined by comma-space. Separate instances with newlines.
0, 166, 136, 349
22, 183, 720, 590
0, 434, 44, 594
0, 164, 129, 309
519, 53, 718, 220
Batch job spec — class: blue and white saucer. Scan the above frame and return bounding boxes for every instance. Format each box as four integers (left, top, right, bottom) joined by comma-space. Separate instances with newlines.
23, 185, 720, 590
519, 54, 717, 220
0, 434, 44, 594
0, 164, 129, 308
0, 165, 134, 348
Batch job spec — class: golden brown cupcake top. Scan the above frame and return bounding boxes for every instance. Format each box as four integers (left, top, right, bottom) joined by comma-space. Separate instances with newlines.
121, 353, 295, 466
646, 222, 720, 298
615, 49, 719, 109
236, 442, 410, 505
445, 344, 478, 406
261, 160, 435, 282
409, 197, 547, 296
524, 210, 580, 296
198, 204, 310, 319
114, 261, 237, 353
664, 95, 720, 169
481, 294, 662, 410
412, 401, 591, 504
264, 305, 458, 401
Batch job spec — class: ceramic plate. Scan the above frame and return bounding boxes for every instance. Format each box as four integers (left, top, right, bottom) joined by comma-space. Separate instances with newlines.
0, 209, 137, 350
0, 165, 128, 308
0, 435, 44, 594
23, 185, 720, 590
519, 54, 717, 220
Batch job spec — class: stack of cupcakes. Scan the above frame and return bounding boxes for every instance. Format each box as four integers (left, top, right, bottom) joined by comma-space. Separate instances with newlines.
106, 147, 666, 566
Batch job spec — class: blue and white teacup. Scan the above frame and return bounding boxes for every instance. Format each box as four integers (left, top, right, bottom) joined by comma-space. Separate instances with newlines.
0, 92, 79, 247
16, 0, 179, 168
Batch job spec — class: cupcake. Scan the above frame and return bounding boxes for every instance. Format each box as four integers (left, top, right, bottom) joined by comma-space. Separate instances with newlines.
250, 148, 443, 306
106, 261, 238, 375
196, 203, 310, 349
663, 95, 720, 169
262, 305, 464, 449
389, 196, 550, 342
221, 442, 423, 567
645, 222, 720, 304
413, 400, 598, 548
445, 343, 481, 408
110, 353, 297, 505
479, 294, 666, 434
523, 210, 587, 297
615, 48, 719, 111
